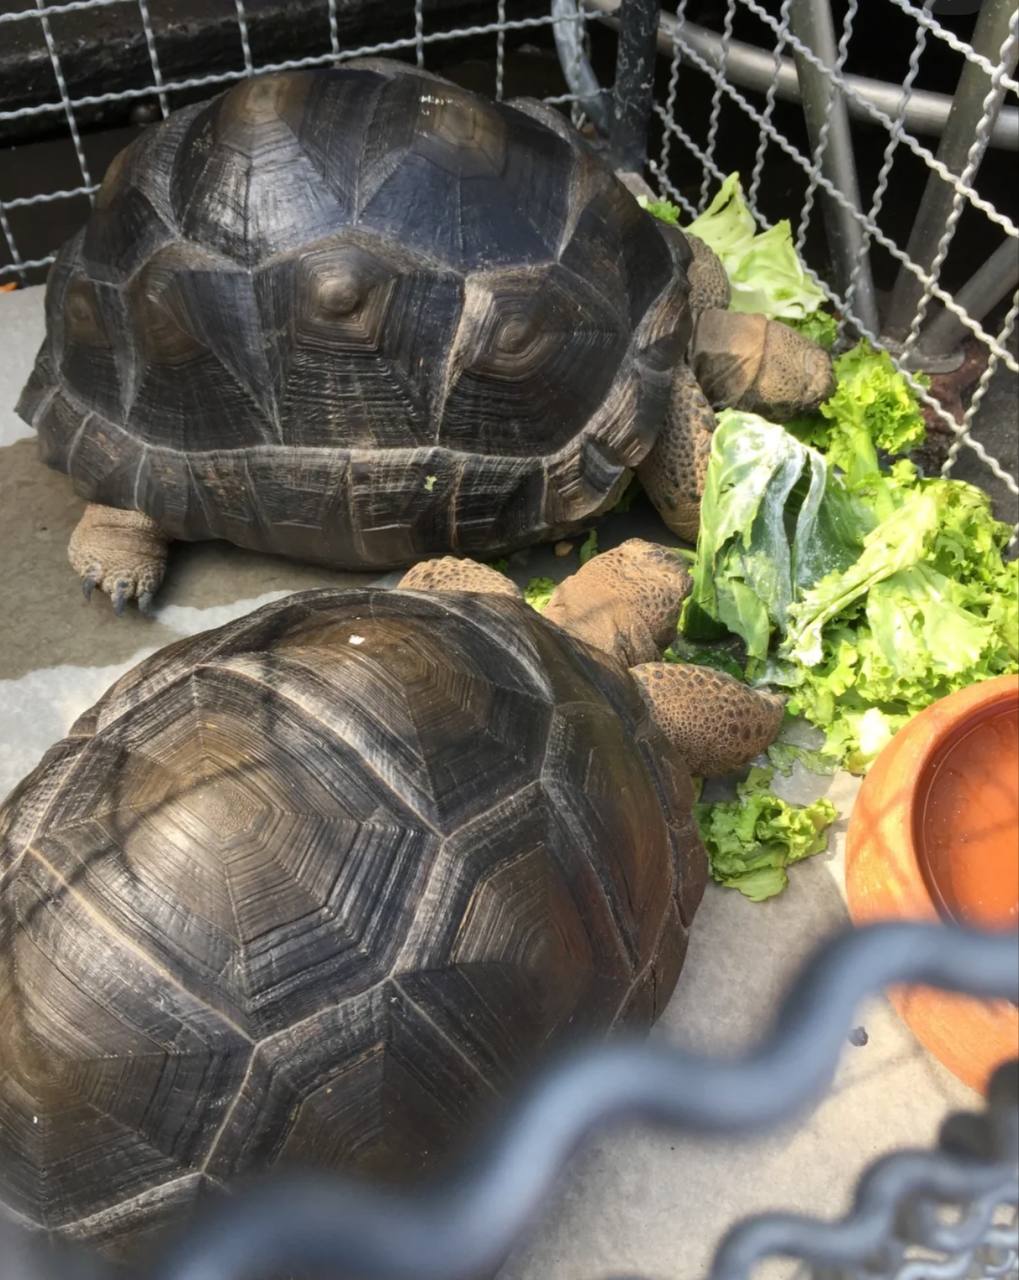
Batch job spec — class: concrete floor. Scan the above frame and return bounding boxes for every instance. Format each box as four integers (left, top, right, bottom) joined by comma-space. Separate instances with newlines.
0, 284, 996, 1278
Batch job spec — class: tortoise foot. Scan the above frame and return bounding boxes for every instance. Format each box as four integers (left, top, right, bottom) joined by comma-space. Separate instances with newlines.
69, 504, 169, 614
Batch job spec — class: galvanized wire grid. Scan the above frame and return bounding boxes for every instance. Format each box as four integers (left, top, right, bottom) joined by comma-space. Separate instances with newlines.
2, 0, 1016, 531
0, 0, 590, 276
614, 0, 1019, 533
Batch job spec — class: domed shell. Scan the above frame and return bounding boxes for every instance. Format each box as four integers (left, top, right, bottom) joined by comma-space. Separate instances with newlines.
16, 61, 691, 570
0, 587, 704, 1257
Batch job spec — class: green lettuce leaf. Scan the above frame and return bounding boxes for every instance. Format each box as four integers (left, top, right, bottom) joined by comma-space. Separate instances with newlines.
788, 342, 927, 485
766, 741, 838, 777
637, 196, 682, 226
695, 766, 837, 900
685, 173, 827, 320
579, 530, 599, 565
684, 411, 864, 660
784, 310, 839, 350
524, 577, 556, 612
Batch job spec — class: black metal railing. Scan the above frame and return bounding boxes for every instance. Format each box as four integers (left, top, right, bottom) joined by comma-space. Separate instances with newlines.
2, 922, 1017, 1280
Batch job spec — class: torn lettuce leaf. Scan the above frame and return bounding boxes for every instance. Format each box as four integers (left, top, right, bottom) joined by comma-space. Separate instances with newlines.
784, 310, 839, 350
685, 173, 827, 321
684, 360, 1017, 771
683, 411, 863, 660
524, 577, 556, 612
637, 195, 682, 225
787, 342, 928, 486
639, 174, 827, 322
695, 766, 837, 900
766, 740, 838, 777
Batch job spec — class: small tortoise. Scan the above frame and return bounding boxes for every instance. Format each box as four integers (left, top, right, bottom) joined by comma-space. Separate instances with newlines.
0, 541, 782, 1258
16, 59, 832, 612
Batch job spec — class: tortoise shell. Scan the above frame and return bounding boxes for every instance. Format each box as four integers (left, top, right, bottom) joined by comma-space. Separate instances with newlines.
16, 61, 691, 570
0, 587, 704, 1257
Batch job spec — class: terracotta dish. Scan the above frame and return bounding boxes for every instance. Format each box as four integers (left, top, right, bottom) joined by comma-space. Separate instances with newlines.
846, 673, 1019, 1093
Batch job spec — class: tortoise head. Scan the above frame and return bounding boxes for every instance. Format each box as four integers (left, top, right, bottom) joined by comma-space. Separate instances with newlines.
689, 308, 835, 421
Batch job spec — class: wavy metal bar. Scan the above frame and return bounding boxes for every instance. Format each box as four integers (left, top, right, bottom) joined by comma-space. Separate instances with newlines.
2, 923, 1016, 1280
711, 1058, 1018, 1278
139, 923, 1017, 1280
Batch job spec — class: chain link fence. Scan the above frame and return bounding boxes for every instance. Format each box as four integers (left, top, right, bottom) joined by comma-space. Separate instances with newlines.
1, 0, 1016, 528
0, 3, 1017, 1276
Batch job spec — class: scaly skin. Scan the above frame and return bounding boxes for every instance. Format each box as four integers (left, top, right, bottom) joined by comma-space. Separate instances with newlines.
69, 503, 169, 614
399, 540, 785, 778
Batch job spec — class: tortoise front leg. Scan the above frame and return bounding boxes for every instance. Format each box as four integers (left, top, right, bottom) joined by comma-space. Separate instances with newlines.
542, 539, 692, 667
69, 503, 169, 614
398, 556, 522, 598
637, 361, 715, 544
632, 663, 784, 778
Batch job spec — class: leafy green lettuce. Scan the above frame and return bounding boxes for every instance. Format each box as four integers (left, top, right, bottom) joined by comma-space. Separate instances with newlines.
684, 410, 863, 660
695, 767, 837, 900
784, 310, 839, 350
686, 348, 1018, 773
775, 473, 1019, 770
637, 196, 681, 226
788, 341, 928, 484
638, 175, 828, 322
524, 577, 556, 612
685, 173, 828, 321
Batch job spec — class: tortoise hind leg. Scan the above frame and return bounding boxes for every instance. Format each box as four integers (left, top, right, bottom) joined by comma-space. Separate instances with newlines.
70, 504, 170, 614
631, 662, 784, 778
398, 556, 521, 598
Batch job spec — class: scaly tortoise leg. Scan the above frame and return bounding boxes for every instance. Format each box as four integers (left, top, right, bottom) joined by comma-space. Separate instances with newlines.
398, 556, 522, 598
69, 503, 169, 614
632, 662, 785, 778
542, 539, 693, 668
637, 361, 715, 544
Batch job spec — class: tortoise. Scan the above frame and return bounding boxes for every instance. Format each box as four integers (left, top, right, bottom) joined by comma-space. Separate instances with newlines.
0, 541, 783, 1259
15, 59, 833, 613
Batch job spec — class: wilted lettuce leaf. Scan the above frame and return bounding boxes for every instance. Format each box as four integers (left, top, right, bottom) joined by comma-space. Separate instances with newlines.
695, 767, 837, 900
684, 411, 863, 660
766, 741, 838, 777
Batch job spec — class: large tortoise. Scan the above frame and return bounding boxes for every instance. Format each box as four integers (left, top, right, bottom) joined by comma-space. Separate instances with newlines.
0, 542, 783, 1258
16, 59, 833, 612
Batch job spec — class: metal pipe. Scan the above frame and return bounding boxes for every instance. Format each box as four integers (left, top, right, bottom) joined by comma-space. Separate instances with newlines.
581, 0, 1019, 151
788, 0, 880, 338
551, 0, 610, 133
919, 237, 1019, 357
884, 0, 1019, 339
609, 0, 662, 170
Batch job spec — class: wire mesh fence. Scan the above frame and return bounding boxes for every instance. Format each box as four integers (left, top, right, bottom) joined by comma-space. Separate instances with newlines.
1, 0, 1017, 528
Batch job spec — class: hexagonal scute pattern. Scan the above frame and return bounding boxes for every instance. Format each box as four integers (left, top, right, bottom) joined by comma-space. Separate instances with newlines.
0, 588, 704, 1256
17, 61, 683, 571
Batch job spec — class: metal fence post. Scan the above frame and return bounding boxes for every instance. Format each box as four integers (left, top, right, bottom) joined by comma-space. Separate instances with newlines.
884, 0, 1019, 343
610, 0, 662, 171
788, 0, 880, 338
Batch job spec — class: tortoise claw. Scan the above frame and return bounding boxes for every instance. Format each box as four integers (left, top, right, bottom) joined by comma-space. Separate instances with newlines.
137, 590, 155, 615
81, 572, 98, 602
111, 581, 130, 616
